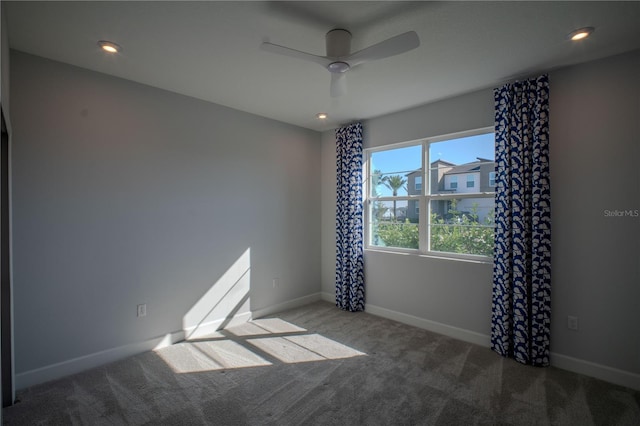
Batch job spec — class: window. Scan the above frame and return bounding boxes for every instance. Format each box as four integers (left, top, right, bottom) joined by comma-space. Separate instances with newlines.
489, 171, 496, 187
365, 129, 495, 259
449, 176, 458, 190
466, 175, 475, 188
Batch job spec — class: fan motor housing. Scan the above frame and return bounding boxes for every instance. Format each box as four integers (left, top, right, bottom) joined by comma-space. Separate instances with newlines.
326, 29, 352, 58
327, 62, 350, 73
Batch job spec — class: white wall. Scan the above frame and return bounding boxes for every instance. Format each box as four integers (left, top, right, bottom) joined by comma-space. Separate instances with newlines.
10, 51, 321, 387
321, 50, 640, 388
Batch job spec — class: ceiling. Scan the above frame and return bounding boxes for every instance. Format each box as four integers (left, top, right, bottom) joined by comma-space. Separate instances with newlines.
5, 1, 640, 132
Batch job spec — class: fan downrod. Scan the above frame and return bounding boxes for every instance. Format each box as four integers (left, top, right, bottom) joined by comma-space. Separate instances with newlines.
325, 29, 352, 58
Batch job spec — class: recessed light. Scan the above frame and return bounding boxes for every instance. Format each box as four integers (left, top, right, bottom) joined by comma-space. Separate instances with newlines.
98, 40, 121, 53
568, 27, 594, 41
316, 113, 328, 120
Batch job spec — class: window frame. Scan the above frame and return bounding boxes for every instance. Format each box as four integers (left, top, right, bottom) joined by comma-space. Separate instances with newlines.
414, 176, 422, 191
363, 127, 495, 261
449, 175, 458, 190
466, 174, 475, 188
489, 171, 496, 187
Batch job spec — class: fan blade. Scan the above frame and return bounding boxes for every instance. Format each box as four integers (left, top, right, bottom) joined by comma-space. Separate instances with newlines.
260, 42, 332, 68
330, 73, 347, 98
346, 31, 420, 67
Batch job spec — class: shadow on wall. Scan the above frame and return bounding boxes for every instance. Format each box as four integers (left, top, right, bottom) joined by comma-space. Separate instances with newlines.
182, 248, 252, 340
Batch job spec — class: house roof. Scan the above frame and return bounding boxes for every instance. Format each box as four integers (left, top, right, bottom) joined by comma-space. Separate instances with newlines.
406, 157, 494, 177
430, 159, 456, 167
444, 159, 495, 176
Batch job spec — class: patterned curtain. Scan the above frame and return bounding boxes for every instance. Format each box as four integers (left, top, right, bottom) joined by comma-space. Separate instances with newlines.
491, 75, 551, 367
335, 122, 365, 312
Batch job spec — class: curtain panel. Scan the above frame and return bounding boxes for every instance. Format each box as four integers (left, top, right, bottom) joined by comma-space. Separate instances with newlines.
491, 75, 551, 366
335, 122, 365, 312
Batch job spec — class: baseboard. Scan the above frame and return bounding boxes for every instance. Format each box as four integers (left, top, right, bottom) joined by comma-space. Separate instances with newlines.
16, 295, 639, 393
550, 352, 640, 391
363, 302, 640, 391
320, 291, 334, 303
15, 329, 185, 390
184, 311, 252, 340
364, 303, 491, 347
15, 296, 321, 390
15, 310, 254, 390
323, 293, 491, 347
251, 293, 322, 319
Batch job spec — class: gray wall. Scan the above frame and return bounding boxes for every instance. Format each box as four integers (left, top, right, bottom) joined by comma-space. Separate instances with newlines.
321, 89, 495, 334
321, 50, 640, 377
1, 2, 11, 411
320, 130, 337, 300
364, 89, 495, 334
11, 51, 321, 376
0, 1, 6, 415
549, 49, 639, 373
1, 3, 9, 115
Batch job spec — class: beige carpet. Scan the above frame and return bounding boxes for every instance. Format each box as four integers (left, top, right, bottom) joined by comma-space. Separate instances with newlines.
4, 301, 640, 425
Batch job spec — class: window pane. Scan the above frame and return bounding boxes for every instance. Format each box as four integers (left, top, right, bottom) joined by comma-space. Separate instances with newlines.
429, 133, 494, 195
370, 200, 419, 249
429, 198, 494, 256
370, 145, 421, 197
466, 175, 475, 188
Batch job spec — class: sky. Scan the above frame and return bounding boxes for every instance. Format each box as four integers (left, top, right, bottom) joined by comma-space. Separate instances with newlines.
369, 132, 494, 196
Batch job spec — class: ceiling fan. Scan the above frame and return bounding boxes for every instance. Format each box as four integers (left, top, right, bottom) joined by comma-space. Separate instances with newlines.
260, 29, 420, 97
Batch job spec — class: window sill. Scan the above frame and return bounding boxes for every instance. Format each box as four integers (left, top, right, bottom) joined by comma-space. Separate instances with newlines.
364, 247, 493, 265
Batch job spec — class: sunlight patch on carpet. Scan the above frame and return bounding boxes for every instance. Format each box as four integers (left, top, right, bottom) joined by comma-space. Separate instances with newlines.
156, 340, 272, 373
227, 318, 307, 337
247, 334, 366, 363
157, 315, 366, 373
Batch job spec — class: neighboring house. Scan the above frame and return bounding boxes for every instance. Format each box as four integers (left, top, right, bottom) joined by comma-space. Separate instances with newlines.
382, 205, 407, 222
406, 158, 495, 223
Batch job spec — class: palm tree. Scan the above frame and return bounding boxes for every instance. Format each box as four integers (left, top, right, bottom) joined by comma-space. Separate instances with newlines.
371, 169, 383, 197
382, 175, 407, 221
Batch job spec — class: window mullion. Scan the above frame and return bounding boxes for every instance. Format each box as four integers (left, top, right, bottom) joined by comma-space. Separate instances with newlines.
363, 151, 370, 248
428, 192, 495, 200
420, 141, 429, 253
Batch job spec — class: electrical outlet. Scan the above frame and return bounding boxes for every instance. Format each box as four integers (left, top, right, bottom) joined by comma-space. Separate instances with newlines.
272, 278, 280, 288
567, 315, 578, 330
137, 304, 147, 317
